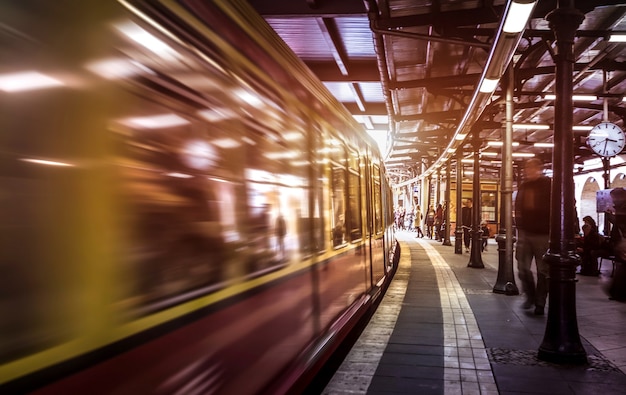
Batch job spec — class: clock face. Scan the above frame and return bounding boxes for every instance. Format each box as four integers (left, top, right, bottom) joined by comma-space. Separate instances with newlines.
587, 122, 625, 158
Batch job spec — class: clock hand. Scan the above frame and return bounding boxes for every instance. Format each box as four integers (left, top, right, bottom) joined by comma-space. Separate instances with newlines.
591, 139, 606, 148
603, 139, 608, 153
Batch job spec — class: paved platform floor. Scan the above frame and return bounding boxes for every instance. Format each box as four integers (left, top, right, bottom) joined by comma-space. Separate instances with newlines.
322, 231, 626, 394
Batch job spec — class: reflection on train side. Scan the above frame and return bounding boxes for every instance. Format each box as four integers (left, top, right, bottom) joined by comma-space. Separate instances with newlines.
0, 1, 393, 393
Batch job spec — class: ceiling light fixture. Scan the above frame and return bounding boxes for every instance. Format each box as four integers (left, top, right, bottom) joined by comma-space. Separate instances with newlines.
573, 95, 598, 101
479, 78, 499, 93
608, 33, 626, 42
533, 142, 554, 148
487, 141, 519, 146
512, 123, 550, 130
420, 0, 537, 180
503, 0, 537, 33
544, 94, 597, 101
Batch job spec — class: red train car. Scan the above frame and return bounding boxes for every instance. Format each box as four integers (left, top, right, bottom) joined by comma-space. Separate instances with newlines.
0, 0, 398, 394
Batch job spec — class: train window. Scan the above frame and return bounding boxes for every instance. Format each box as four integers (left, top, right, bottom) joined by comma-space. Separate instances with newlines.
481, 191, 497, 222
330, 142, 348, 247
309, 127, 325, 254
244, 123, 308, 270
347, 150, 362, 241
373, 164, 383, 233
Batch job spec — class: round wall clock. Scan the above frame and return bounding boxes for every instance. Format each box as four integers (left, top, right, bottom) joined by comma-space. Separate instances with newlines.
587, 122, 625, 158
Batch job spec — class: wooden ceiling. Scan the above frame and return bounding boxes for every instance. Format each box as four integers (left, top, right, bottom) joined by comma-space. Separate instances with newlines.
249, 0, 626, 183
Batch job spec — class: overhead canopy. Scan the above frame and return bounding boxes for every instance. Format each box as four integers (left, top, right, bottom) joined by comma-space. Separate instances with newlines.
249, 0, 626, 183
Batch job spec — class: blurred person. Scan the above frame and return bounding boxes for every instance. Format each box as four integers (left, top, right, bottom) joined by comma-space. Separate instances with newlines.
480, 221, 490, 252
414, 205, 424, 237
425, 204, 435, 239
399, 207, 406, 230
406, 207, 414, 231
440, 202, 448, 243
514, 158, 551, 315
576, 215, 601, 276
276, 214, 286, 261
461, 198, 473, 253
434, 203, 443, 241
605, 188, 626, 301
394, 207, 401, 230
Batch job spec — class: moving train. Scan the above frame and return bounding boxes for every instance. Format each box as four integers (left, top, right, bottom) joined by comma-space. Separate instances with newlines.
0, 0, 398, 393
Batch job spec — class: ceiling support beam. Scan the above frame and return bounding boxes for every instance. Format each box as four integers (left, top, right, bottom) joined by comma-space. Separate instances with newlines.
317, 17, 349, 75
305, 61, 381, 81
247, 0, 367, 16
368, 0, 397, 137
395, 109, 464, 123
375, 6, 504, 30
388, 62, 626, 91
370, 26, 490, 49
349, 83, 367, 112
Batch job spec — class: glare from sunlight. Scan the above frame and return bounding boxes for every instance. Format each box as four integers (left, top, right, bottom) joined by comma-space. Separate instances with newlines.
367, 130, 388, 154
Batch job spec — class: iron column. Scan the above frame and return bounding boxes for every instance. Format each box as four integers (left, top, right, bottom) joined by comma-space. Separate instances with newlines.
538, 1, 586, 365
468, 130, 484, 268
455, 151, 464, 254
443, 160, 452, 246
494, 65, 519, 295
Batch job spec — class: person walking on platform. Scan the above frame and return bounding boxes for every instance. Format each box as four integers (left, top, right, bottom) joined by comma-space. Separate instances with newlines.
434, 203, 443, 241
461, 198, 473, 253
414, 205, 424, 237
425, 204, 435, 239
514, 158, 551, 315
480, 221, 490, 252
406, 208, 414, 231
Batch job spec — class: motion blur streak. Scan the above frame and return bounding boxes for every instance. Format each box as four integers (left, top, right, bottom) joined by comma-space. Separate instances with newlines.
0, 0, 397, 394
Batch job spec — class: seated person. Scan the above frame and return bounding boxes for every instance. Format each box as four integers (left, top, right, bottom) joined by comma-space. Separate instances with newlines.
576, 216, 602, 276
605, 188, 626, 301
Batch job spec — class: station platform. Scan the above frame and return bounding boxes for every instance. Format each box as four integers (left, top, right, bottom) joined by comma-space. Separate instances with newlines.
322, 231, 626, 395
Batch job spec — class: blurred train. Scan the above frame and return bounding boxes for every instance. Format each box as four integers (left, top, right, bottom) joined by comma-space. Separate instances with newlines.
0, 0, 398, 394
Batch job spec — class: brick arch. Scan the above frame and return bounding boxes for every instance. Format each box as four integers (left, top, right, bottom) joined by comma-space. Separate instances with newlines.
580, 177, 600, 221
612, 172, 626, 188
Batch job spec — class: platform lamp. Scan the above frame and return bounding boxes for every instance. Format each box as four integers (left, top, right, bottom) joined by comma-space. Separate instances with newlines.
478, 0, 538, 96
421, 0, 537, 227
